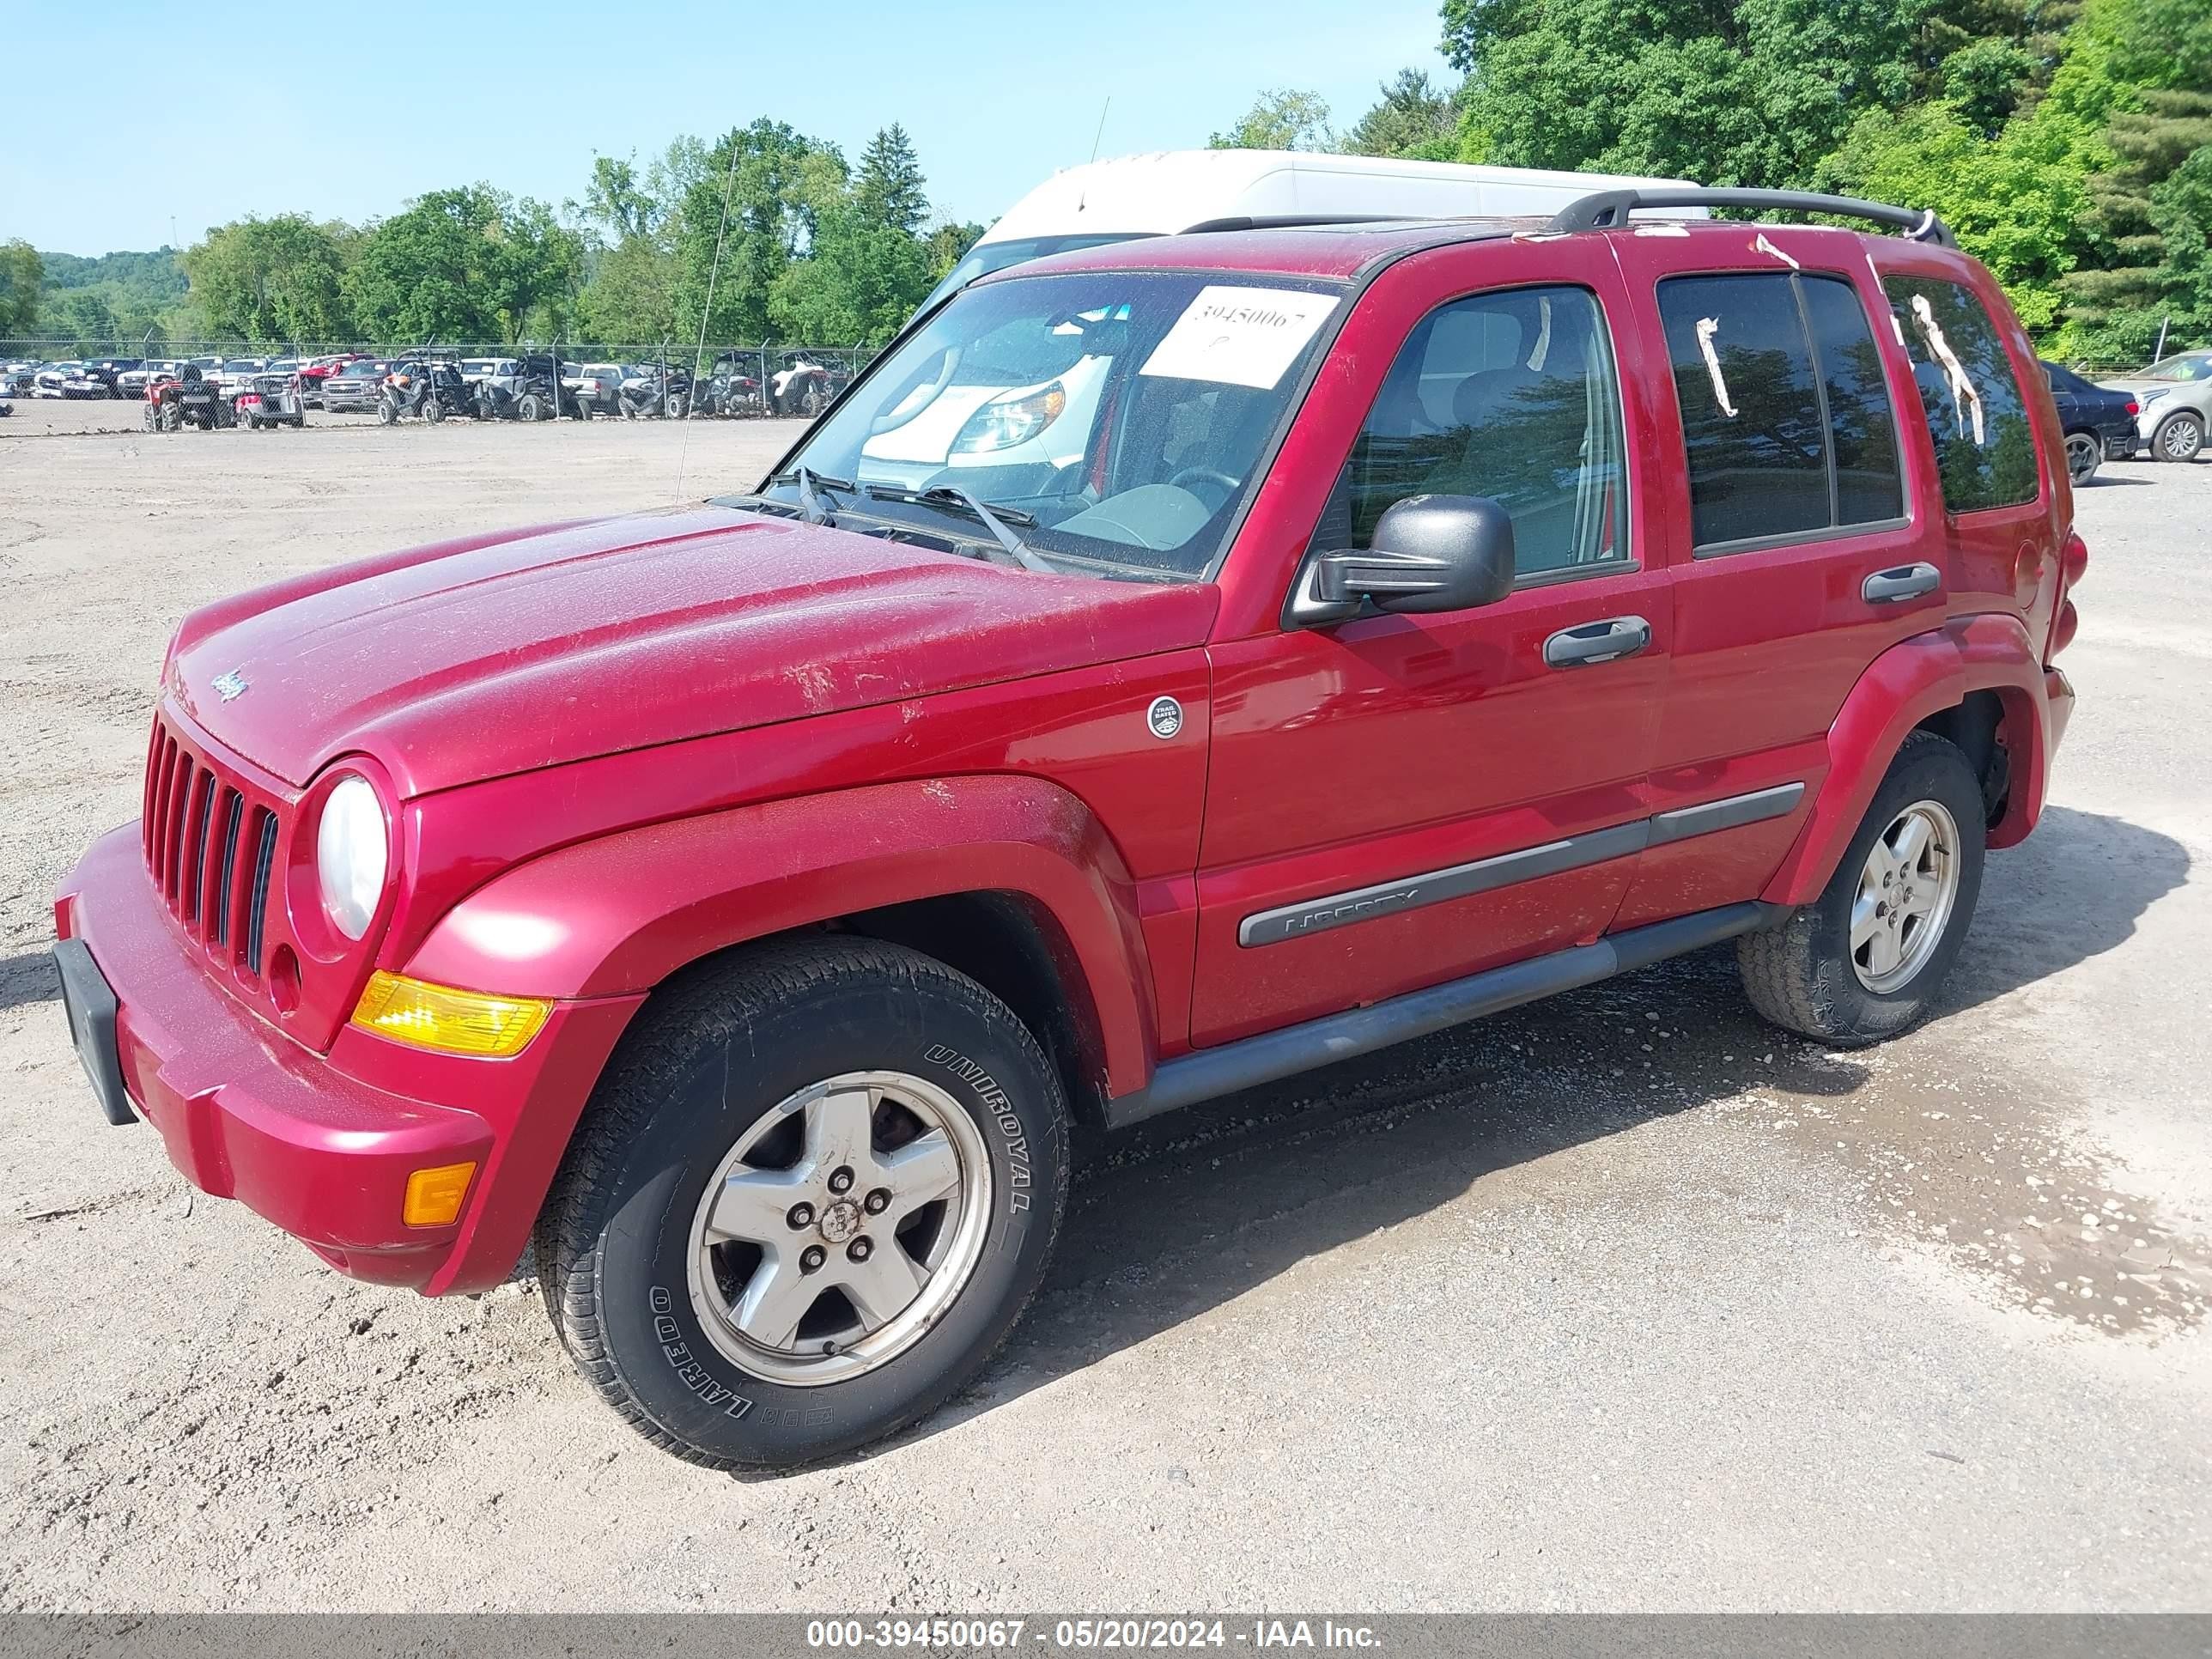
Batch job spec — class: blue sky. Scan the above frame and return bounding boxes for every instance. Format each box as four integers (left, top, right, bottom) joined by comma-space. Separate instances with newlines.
7, 2, 1453, 255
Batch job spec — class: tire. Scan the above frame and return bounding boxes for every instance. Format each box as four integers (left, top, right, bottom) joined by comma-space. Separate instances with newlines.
142, 403, 157, 431
535, 937, 1069, 1470
516, 393, 544, 422
2153, 410, 2203, 463
2063, 430, 2100, 485
424, 398, 445, 424
377, 398, 398, 426
1736, 730, 1986, 1046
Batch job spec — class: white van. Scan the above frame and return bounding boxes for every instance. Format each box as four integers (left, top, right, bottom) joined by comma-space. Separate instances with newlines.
918, 149, 1708, 312
859, 151, 1709, 485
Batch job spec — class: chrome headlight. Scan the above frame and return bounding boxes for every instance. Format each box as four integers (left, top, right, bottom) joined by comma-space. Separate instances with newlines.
316, 774, 389, 939
951, 382, 1066, 453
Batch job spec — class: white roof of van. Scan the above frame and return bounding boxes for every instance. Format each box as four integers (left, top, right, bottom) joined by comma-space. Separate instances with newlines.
980, 150, 1706, 245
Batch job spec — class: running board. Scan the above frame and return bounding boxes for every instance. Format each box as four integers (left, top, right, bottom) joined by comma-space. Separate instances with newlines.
1103, 901, 1789, 1130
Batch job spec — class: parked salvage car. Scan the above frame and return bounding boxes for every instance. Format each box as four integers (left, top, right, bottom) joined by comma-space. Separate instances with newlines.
82, 356, 144, 398
53, 188, 2085, 1474
118, 361, 185, 398
563, 362, 627, 416
319, 360, 391, 413
2040, 362, 2139, 483
2105, 349, 2211, 463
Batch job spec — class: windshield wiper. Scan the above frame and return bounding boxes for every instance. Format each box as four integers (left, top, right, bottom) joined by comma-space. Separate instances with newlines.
862, 483, 1054, 573
770, 465, 854, 526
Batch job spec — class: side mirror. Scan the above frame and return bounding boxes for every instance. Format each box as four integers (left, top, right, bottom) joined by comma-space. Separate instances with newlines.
1288, 495, 1517, 626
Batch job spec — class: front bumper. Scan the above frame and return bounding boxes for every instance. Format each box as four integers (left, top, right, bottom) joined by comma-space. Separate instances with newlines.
54, 824, 641, 1292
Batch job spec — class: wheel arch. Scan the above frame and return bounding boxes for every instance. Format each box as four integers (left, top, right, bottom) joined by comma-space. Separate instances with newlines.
400, 773, 1157, 1105
1761, 615, 2055, 908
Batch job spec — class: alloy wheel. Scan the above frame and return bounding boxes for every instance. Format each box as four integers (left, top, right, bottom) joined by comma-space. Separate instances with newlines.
1850, 800, 1962, 994
685, 1069, 992, 1387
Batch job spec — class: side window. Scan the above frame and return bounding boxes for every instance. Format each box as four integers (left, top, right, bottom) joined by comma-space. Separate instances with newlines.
1657, 271, 1905, 550
1322, 285, 1629, 579
1881, 275, 2039, 514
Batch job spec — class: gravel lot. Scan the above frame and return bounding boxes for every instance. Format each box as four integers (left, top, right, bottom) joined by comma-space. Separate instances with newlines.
1, 414, 2207, 1612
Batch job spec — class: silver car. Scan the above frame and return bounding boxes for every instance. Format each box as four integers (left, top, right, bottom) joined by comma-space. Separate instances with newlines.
2109, 349, 2212, 463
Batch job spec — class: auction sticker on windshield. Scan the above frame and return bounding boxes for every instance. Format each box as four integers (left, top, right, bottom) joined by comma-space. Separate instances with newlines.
1139, 286, 1340, 390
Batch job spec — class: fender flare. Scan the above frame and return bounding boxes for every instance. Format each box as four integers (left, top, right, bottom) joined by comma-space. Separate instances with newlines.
1761, 614, 2053, 908
402, 773, 1160, 1097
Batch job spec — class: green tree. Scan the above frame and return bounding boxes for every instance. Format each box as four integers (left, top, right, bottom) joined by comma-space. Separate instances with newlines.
183, 216, 355, 343
1818, 95, 2101, 331
344, 185, 581, 343
771, 204, 934, 344
0, 240, 40, 337
580, 233, 683, 345
579, 155, 657, 241
52, 289, 118, 349
854, 124, 929, 234
1210, 88, 1335, 151
1344, 70, 1459, 160
925, 221, 986, 279
2060, 0, 2212, 356
676, 119, 844, 344
1442, 0, 1922, 187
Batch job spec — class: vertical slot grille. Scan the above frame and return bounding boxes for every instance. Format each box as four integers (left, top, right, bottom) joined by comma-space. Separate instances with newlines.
140, 716, 292, 997
181, 773, 215, 925
244, 811, 279, 975
211, 788, 244, 948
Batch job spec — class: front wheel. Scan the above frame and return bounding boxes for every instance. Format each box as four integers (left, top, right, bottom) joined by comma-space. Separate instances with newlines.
536, 938, 1069, 1470
1736, 731, 1985, 1046
2154, 410, 2204, 463
377, 398, 398, 425
424, 398, 445, 423
2064, 430, 2100, 485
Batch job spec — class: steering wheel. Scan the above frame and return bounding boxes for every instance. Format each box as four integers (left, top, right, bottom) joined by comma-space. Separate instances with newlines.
1166, 465, 1240, 500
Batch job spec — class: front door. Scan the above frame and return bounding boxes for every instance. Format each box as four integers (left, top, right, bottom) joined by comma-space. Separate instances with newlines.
1190, 240, 1668, 1047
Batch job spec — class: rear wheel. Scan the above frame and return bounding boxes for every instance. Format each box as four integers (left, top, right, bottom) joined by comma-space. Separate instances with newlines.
516, 392, 545, 422
1737, 731, 1985, 1046
536, 937, 1068, 1470
2154, 410, 2204, 462
2064, 430, 2100, 485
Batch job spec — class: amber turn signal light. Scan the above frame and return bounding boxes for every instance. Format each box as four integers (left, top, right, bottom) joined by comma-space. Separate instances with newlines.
403, 1161, 477, 1228
349, 971, 552, 1057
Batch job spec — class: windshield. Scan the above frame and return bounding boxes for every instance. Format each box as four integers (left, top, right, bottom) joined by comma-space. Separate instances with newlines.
915, 233, 1151, 316
762, 269, 1344, 580
2145, 352, 2212, 382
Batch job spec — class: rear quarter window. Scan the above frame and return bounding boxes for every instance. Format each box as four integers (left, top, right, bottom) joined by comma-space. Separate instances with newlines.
1882, 275, 2039, 514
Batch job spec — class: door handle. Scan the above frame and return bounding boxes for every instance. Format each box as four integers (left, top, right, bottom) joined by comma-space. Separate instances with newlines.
1544, 615, 1652, 668
1862, 562, 1942, 605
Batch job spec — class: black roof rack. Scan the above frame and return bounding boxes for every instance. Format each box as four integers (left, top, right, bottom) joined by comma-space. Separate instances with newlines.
1546, 187, 1955, 249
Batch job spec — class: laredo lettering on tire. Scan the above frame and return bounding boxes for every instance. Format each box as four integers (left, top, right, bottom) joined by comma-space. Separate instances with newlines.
535, 936, 1069, 1469
1736, 730, 1986, 1046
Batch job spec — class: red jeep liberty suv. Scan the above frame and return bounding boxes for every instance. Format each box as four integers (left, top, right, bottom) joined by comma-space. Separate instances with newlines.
53, 189, 2083, 1469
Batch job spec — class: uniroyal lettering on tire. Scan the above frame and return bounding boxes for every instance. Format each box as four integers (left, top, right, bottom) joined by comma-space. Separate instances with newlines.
535, 937, 1068, 1470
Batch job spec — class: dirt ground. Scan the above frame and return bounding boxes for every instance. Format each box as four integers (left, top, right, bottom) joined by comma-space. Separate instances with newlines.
0, 412, 2207, 1612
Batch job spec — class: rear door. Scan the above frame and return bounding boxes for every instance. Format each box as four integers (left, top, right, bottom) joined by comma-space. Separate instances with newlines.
1191, 239, 1668, 1047
1605, 228, 1943, 927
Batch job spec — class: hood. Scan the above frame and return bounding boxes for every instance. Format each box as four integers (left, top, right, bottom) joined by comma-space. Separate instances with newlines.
167, 505, 1219, 797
